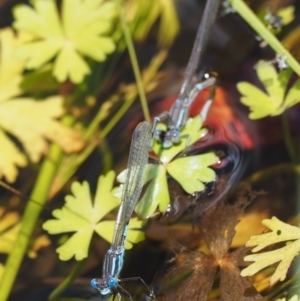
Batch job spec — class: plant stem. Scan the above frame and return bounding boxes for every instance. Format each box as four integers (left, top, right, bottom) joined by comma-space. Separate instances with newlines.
281, 113, 296, 163
0, 116, 71, 301
101, 96, 136, 138
114, 0, 151, 122
48, 259, 86, 300
282, 113, 300, 220
228, 0, 300, 76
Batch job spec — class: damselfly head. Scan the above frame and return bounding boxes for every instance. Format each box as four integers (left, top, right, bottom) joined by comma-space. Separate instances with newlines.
91, 278, 111, 296
161, 129, 181, 148
153, 128, 174, 149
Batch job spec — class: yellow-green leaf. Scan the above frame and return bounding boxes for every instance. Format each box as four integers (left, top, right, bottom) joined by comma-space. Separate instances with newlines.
0, 28, 84, 182
0, 96, 84, 163
13, 0, 116, 83
43, 171, 145, 260
0, 129, 27, 182
0, 28, 25, 103
137, 116, 217, 217
167, 153, 219, 194
237, 60, 299, 119
53, 46, 90, 83
255, 61, 285, 101
241, 216, 300, 286
119, 116, 217, 218
278, 6, 295, 26
284, 78, 300, 108
135, 164, 169, 218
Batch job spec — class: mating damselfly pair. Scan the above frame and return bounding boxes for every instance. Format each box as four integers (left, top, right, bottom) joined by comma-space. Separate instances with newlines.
90, 0, 220, 300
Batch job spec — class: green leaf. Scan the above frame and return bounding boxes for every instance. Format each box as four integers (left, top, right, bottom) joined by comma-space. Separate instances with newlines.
0, 129, 27, 182
136, 116, 217, 217
13, 0, 116, 83
13, 0, 63, 38
255, 61, 285, 101
167, 153, 219, 194
237, 60, 299, 119
0, 29, 24, 103
43, 171, 145, 260
53, 46, 90, 83
14, 41, 62, 69
116, 163, 169, 219
117, 117, 217, 218
135, 164, 169, 218
0, 96, 84, 163
0, 73, 84, 183
284, 78, 300, 108
278, 6, 295, 26
0, 27, 84, 184
238, 82, 279, 118
278, 65, 293, 90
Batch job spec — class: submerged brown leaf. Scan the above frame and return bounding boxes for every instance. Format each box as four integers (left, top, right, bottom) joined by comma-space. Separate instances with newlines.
197, 183, 264, 259
220, 248, 265, 301
159, 183, 266, 301
161, 251, 217, 301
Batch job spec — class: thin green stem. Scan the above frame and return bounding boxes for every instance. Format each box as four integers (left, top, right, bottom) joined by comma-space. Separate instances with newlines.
0, 115, 73, 301
48, 259, 86, 300
281, 113, 300, 222
228, 0, 300, 76
98, 138, 113, 174
114, 0, 151, 122
281, 113, 296, 163
101, 95, 136, 138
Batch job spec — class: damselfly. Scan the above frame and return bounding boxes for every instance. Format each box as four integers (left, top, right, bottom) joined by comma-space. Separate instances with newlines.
152, 0, 220, 148
91, 121, 154, 300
